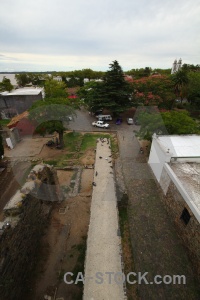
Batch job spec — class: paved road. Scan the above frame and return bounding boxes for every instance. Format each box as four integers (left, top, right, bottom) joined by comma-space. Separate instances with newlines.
117, 130, 199, 299
68, 107, 135, 133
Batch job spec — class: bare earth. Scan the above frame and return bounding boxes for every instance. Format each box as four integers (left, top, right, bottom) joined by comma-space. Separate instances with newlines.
34, 168, 93, 300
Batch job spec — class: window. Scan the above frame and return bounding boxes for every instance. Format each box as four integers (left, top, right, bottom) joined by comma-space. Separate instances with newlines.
180, 208, 191, 225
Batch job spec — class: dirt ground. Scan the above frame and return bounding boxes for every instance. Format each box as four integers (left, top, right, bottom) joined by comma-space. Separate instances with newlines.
33, 168, 93, 300
0, 134, 101, 299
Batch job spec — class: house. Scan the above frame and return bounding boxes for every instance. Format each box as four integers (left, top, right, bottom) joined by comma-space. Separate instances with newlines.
53, 76, 62, 82
7, 111, 36, 137
0, 87, 43, 119
148, 134, 200, 277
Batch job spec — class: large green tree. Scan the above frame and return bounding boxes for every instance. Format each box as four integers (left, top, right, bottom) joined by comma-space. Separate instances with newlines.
136, 110, 200, 141
77, 81, 104, 112
171, 70, 189, 103
187, 72, 200, 108
44, 79, 68, 98
29, 98, 75, 148
0, 77, 13, 92
78, 60, 132, 114
15, 73, 31, 86
102, 60, 132, 115
29, 78, 74, 148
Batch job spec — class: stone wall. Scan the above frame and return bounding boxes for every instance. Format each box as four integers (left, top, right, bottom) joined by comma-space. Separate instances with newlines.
0, 196, 51, 300
0, 93, 42, 117
0, 164, 62, 300
164, 181, 200, 278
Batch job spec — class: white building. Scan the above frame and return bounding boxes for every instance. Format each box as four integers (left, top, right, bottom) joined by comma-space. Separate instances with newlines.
53, 76, 62, 82
148, 134, 200, 221
148, 134, 200, 277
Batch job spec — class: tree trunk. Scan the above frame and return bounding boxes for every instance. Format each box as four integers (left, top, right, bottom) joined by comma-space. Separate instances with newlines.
58, 131, 64, 148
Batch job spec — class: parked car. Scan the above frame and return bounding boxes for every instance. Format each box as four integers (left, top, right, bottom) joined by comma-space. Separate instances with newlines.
127, 118, 134, 125
116, 118, 122, 125
96, 114, 112, 121
92, 121, 110, 128
94, 109, 103, 116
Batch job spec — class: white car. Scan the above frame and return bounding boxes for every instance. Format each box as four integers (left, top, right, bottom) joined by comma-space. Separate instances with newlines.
92, 121, 110, 129
127, 118, 134, 125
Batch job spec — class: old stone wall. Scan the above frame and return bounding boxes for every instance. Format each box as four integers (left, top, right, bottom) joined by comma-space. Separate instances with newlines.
0, 164, 61, 300
0, 196, 50, 300
0, 93, 42, 116
164, 181, 200, 278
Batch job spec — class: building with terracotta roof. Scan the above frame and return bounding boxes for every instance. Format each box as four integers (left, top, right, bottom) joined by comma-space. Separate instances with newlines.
7, 111, 36, 136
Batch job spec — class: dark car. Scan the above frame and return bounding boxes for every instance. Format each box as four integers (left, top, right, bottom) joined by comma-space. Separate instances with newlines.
116, 118, 122, 125
94, 109, 103, 116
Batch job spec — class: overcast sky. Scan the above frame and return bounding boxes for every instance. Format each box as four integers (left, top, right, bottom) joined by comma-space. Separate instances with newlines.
0, 0, 200, 72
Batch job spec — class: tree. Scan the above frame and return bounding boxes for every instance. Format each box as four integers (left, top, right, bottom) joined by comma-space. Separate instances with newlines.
15, 73, 31, 86
0, 77, 13, 92
171, 70, 189, 103
102, 60, 132, 115
187, 72, 200, 108
77, 81, 104, 112
29, 79, 73, 148
0, 134, 4, 159
29, 98, 75, 148
44, 79, 68, 98
126, 67, 152, 78
131, 75, 174, 108
136, 110, 199, 141
162, 110, 199, 134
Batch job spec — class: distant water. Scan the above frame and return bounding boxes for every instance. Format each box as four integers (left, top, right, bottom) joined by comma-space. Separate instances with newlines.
0, 74, 17, 85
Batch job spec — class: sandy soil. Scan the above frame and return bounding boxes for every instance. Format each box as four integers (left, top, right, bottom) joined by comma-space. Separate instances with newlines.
33, 168, 93, 300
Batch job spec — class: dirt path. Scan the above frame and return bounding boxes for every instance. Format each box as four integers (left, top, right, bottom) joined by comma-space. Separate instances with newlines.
33, 168, 93, 300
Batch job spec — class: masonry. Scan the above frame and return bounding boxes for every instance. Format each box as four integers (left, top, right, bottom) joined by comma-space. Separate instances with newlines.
148, 135, 200, 281
159, 162, 200, 280
0, 164, 62, 300
0, 88, 43, 118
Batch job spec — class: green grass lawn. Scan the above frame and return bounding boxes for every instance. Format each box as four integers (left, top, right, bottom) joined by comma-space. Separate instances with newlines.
64, 132, 118, 153
45, 132, 119, 167
64, 132, 83, 151
80, 133, 110, 151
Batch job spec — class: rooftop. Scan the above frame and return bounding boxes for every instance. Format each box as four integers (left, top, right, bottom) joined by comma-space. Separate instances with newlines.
155, 135, 200, 157
0, 87, 43, 96
7, 111, 29, 127
170, 162, 200, 216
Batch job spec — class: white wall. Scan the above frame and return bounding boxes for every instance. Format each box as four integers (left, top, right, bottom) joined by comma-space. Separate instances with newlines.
148, 136, 171, 182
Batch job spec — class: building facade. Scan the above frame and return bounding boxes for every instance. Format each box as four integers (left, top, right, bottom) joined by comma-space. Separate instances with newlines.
148, 134, 200, 278
0, 88, 43, 119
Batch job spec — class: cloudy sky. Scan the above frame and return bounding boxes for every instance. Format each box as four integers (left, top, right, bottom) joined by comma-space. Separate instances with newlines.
0, 0, 200, 72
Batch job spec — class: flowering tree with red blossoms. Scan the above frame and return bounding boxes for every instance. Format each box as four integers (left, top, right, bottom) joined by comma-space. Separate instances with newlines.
131, 75, 174, 108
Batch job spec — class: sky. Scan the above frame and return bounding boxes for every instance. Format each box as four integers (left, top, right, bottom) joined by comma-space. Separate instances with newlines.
0, 0, 200, 72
